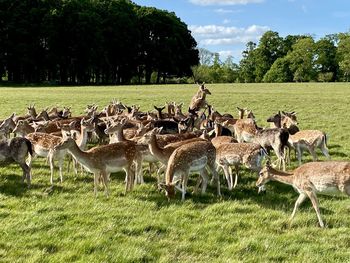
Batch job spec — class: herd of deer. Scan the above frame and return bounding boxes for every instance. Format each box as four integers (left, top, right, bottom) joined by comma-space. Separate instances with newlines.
0, 83, 349, 227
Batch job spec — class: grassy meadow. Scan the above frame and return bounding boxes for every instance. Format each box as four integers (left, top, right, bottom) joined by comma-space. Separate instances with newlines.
0, 83, 350, 262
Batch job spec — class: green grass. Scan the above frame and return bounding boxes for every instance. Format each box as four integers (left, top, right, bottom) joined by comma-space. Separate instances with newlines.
0, 83, 350, 262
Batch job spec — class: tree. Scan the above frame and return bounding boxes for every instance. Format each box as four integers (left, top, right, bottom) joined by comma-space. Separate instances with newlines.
336, 33, 350, 81
198, 48, 215, 66
253, 31, 284, 82
263, 57, 292, 82
287, 37, 316, 82
314, 38, 337, 81
239, 41, 257, 83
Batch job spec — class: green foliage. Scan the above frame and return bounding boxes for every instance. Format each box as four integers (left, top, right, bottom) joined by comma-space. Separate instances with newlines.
263, 57, 292, 83
0, 0, 199, 85
0, 84, 350, 262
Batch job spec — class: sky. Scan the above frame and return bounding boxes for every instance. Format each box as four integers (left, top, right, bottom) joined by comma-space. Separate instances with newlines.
132, 0, 350, 62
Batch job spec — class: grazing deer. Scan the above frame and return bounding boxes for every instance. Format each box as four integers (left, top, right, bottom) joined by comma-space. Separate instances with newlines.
288, 130, 330, 165
0, 137, 33, 187
189, 83, 211, 111
256, 161, 350, 228
54, 137, 141, 196
216, 143, 265, 189
160, 140, 220, 201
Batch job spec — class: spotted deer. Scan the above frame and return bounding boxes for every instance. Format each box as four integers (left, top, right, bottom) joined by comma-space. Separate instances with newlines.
189, 83, 211, 111
160, 140, 220, 201
216, 143, 266, 190
26, 132, 67, 184
288, 130, 330, 166
54, 137, 141, 196
138, 127, 206, 182
256, 161, 350, 228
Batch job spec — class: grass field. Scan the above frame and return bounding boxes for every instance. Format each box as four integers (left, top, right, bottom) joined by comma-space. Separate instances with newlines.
0, 83, 350, 262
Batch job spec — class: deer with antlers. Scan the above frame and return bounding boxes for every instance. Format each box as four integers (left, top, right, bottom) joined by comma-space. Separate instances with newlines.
256, 161, 350, 227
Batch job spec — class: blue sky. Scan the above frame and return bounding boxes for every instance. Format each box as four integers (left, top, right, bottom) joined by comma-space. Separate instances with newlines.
132, 0, 350, 62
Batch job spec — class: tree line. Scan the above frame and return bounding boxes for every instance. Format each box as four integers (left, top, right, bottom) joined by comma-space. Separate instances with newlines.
0, 0, 199, 84
194, 31, 350, 83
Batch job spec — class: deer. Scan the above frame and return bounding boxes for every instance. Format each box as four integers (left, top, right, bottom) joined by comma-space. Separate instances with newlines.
54, 137, 141, 196
256, 161, 350, 228
0, 137, 33, 187
0, 113, 16, 138
288, 130, 330, 166
161, 140, 220, 201
26, 132, 68, 184
104, 118, 156, 184
216, 143, 266, 190
189, 83, 211, 112
138, 127, 207, 182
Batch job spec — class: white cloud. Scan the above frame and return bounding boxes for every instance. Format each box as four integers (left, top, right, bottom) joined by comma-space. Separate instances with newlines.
189, 24, 270, 45
214, 8, 243, 14
222, 19, 231, 24
189, 0, 264, 6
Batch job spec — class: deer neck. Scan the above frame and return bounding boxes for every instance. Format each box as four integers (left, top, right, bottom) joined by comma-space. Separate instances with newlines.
147, 135, 167, 163
270, 169, 295, 186
76, 126, 89, 149
66, 141, 90, 166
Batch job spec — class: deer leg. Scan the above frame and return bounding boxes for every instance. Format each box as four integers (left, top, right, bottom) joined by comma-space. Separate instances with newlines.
48, 153, 54, 185
320, 143, 330, 160
210, 163, 221, 197
181, 173, 188, 201
101, 171, 109, 197
93, 172, 99, 197
19, 162, 31, 188
221, 165, 232, 190
58, 156, 64, 183
296, 145, 302, 166
200, 169, 209, 194
290, 192, 307, 221
233, 165, 239, 188
308, 146, 318, 161
305, 190, 324, 228
156, 164, 166, 183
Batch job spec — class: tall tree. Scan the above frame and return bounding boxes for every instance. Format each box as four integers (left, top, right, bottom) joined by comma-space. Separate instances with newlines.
239, 41, 257, 83
287, 37, 316, 82
314, 38, 338, 81
336, 33, 350, 81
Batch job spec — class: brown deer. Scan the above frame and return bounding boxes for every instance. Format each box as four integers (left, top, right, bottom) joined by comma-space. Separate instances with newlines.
160, 140, 220, 201
189, 83, 211, 111
216, 143, 265, 190
256, 161, 350, 228
54, 137, 141, 196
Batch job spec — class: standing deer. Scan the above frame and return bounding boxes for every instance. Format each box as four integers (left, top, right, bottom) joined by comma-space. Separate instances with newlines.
160, 140, 220, 201
189, 83, 211, 111
0, 137, 33, 187
54, 137, 141, 196
256, 161, 350, 228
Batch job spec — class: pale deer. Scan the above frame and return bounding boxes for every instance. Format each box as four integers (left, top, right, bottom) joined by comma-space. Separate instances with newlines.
0, 137, 33, 187
256, 161, 350, 228
26, 132, 67, 184
104, 118, 157, 184
216, 143, 265, 190
160, 140, 220, 201
189, 83, 211, 111
288, 130, 330, 166
54, 137, 141, 196
0, 113, 16, 138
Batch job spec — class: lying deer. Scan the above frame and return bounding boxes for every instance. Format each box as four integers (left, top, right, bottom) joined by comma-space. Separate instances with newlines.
256, 161, 350, 227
